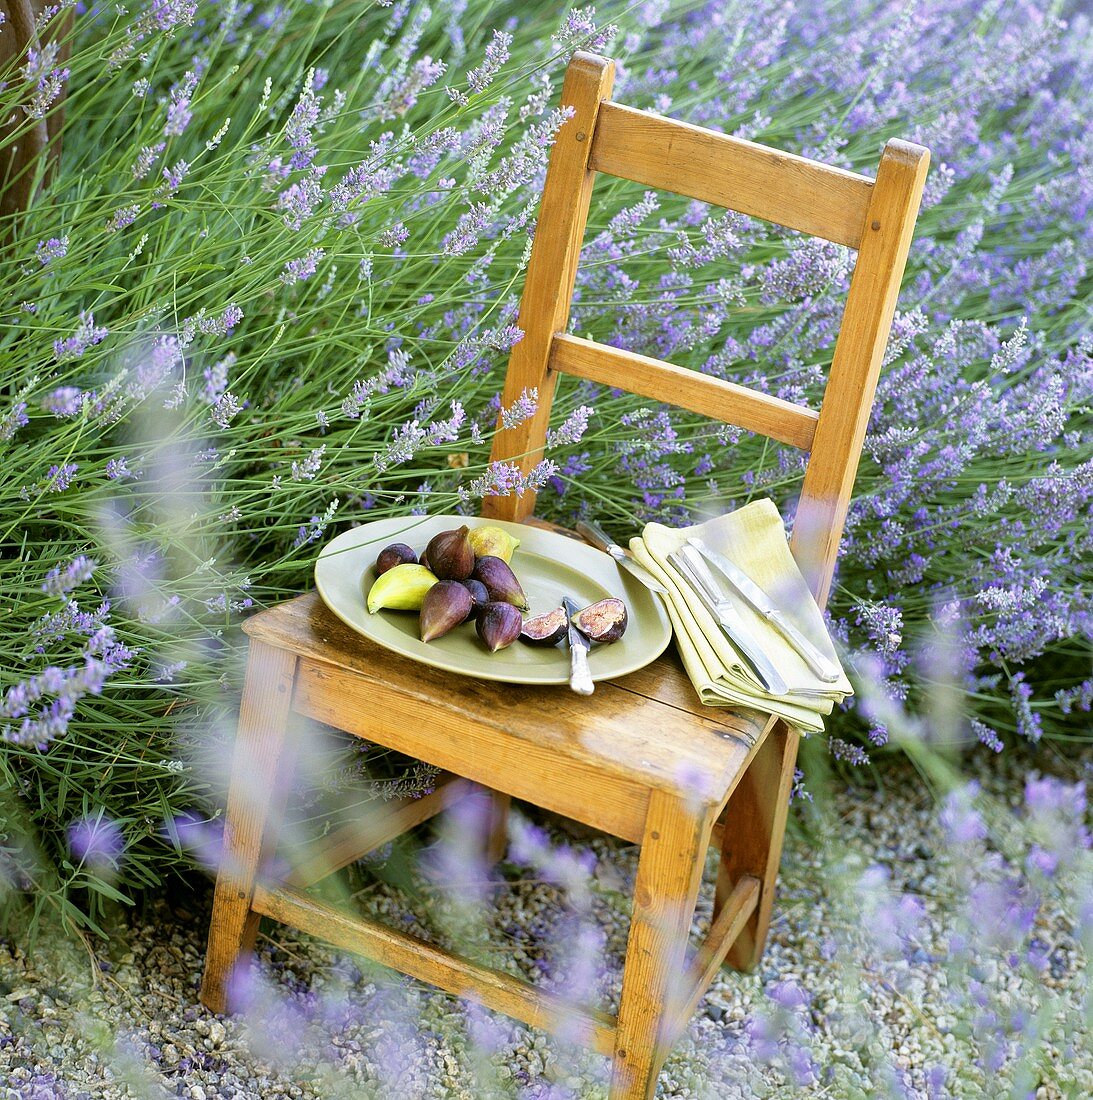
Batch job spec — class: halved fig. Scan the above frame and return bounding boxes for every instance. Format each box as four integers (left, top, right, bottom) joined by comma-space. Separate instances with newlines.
571, 598, 628, 644
520, 607, 568, 646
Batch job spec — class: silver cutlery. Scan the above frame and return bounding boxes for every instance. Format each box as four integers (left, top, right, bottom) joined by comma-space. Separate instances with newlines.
575, 519, 667, 594
686, 538, 841, 683
668, 547, 791, 697
561, 594, 594, 696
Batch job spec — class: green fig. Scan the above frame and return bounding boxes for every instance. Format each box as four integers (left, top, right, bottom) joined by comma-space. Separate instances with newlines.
420, 580, 474, 642
375, 542, 417, 575
468, 525, 520, 563
476, 602, 523, 652
366, 563, 438, 614
425, 525, 475, 581
471, 555, 529, 610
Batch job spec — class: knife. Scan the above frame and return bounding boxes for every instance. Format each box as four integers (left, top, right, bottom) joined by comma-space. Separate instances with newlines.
575, 519, 667, 594
561, 595, 594, 696
668, 548, 791, 697
686, 537, 841, 683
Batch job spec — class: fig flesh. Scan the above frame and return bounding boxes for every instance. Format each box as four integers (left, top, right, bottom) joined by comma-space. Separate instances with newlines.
375, 542, 417, 575
461, 578, 489, 618
420, 580, 474, 642
571, 598, 628, 644
425, 525, 475, 581
471, 555, 529, 610
366, 563, 438, 614
519, 607, 568, 646
476, 601, 523, 652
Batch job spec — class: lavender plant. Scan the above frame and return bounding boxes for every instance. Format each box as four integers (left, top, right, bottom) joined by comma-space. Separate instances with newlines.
0, 0, 1089, 915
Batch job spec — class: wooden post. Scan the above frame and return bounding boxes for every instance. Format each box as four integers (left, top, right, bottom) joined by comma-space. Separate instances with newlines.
610, 790, 714, 1098
200, 641, 298, 1014
480, 52, 615, 521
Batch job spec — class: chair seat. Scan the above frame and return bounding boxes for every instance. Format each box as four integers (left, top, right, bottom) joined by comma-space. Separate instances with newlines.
243, 591, 772, 844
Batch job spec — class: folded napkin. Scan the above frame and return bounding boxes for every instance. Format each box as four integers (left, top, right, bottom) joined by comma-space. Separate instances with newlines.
629, 499, 852, 733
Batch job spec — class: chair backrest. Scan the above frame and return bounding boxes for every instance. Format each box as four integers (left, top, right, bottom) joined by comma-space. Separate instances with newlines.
481, 52, 929, 610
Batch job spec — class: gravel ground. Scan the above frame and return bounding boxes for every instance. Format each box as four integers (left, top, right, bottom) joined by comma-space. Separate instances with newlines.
2, 742, 1090, 1099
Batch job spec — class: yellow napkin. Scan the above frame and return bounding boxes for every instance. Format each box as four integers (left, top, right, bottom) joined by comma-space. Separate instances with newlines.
629, 499, 852, 733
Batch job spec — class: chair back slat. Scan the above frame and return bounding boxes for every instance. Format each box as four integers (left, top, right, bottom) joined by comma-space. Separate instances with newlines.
484, 52, 929, 613
550, 334, 818, 451
790, 139, 929, 605
481, 53, 616, 522
589, 101, 875, 249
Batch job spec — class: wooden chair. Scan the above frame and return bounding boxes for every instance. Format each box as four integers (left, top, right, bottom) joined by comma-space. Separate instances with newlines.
200, 52, 928, 1098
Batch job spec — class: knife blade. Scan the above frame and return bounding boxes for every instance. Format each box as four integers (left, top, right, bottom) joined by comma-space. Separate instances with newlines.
668, 548, 791, 697
561, 595, 594, 696
575, 519, 667, 594
686, 537, 841, 683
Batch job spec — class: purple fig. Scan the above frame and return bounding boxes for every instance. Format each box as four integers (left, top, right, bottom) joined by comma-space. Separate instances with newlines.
375, 542, 417, 575
476, 601, 523, 652
471, 555, 529, 610
572, 598, 628, 644
520, 607, 568, 646
425, 525, 475, 581
419, 580, 474, 642
461, 578, 489, 618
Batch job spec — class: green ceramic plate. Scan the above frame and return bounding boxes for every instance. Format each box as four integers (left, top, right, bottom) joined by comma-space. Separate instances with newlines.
314, 514, 673, 685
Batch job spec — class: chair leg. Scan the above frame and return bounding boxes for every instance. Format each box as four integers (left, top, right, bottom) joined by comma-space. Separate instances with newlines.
485, 790, 510, 865
715, 719, 800, 972
610, 790, 714, 1100
200, 641, 298, 1014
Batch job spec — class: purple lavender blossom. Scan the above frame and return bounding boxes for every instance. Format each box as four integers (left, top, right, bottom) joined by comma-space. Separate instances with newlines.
0, 401, 29, 441
41, 386, 83, 417
42, 556, 96, 598
35, 236, 68, 265
105, 456, 132, 480
24, 41, 70, 119
547, 405, 593, 448
280, 247, 324, 285
499, 387, 539, 430
211, 391, 243, 429
46, 463, 78, 492
53, 312, 108, 361
466, 30, 512, 94
67, 814, 124, 869
285, 86, 322, 170
164, 71, 198, 137
108, 204, 140, 232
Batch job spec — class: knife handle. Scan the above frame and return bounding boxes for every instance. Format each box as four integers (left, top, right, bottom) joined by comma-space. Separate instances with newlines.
569, 642, 595, 695
575, 519, 615, 553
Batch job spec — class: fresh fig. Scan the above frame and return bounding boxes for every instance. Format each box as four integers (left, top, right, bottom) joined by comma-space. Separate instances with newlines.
419, 580, 474, 642
366, 563, 438, 614
571, 597, 628, 644
425, 525, 475, 581
461, 578, 490, 618
471, 555, 529, 610
375, 542, 417, 575
476, 601, 523, 652
520, 607, 568, 646
468, 525, 520, 563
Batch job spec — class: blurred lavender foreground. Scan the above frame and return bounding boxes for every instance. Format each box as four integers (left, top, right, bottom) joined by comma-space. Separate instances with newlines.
1, 745, 1090, 1097
0, 0, 1090, 1092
